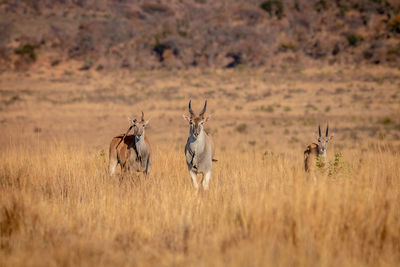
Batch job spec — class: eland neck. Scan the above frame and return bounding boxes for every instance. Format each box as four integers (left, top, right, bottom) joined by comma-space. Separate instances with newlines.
135, 133, 147, 155
188, 129, 206, 153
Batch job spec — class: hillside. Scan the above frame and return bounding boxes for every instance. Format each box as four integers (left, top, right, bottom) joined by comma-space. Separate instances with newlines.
1, 0, 400, 71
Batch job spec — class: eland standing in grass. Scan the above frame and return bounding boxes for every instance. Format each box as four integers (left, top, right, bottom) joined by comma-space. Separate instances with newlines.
183, 100, 216, 190
304, 124, 334, 180
109, 112, 152, 177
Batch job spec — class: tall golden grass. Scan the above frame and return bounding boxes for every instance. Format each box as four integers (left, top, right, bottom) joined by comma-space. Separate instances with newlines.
1, 138, 399, 267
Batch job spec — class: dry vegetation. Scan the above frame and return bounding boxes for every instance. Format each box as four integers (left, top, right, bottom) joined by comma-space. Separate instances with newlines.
1, 0, 400, 71
1, 1, 400, 265
1, 139, 400, 266
0, 66, 400, 266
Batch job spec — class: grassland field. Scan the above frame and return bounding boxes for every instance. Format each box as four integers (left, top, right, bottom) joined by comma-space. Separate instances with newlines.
0, 66, 400, 266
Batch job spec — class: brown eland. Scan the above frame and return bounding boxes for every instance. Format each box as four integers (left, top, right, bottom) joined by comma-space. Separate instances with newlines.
109, 112, 152, 177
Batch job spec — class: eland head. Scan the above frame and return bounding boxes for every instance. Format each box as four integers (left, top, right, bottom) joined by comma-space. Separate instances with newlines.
132, 111, 149, 139
316, 124, 334, 156
183, 100, 209, 139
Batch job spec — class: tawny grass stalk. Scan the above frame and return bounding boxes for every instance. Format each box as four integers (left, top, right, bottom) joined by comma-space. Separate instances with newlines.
0, 141, 399, 267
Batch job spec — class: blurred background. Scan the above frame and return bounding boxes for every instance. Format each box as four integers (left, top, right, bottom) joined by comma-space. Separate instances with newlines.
0, 0, 399, 71
0, 0, 399, 153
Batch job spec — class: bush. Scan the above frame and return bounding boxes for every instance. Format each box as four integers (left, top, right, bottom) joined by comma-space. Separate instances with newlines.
236, 123, 247, 133
278, 41, 298, 52
141, 3, 174, 16
79, 57, 95, 70
68, 31, 94, 59
316, 155, 325, 169
381, 117, 392, 125
248, 140, 256, 146
314, 0, 329, 12
283, 106, 291, 112
338, 4, 349, 17
388, 14, 400, 34
14, 44, 36, 61
328, 152, 346, 176
346, 34, 364, 47
257, 105, 274, 113
153, 38, 168, 62
260, 0, 284, 19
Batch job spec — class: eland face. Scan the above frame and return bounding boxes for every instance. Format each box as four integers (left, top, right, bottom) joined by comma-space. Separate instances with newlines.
133, 112, 149, 139
317, 124, 333, 156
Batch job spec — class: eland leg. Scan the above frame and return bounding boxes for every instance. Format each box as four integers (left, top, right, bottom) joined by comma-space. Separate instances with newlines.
202, 171, 212, 190
145, 156, 151, 176
109, 160, 118, 177
189, 170, 199, 190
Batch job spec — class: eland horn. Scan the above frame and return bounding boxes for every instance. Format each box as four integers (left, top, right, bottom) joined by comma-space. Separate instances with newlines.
199, 100, 207, 118
188, 100, 195, 117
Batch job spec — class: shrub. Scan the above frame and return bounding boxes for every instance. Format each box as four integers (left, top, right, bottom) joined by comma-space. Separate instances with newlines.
225, 52, 242, 68
236, 123, 247, 133
316, 155, 325, 169
260, 0, 284, 19
314, 0, 329, 12
153, 38, 168, 62
141, 3, 174, 16
14, 44, 36, 61
258, 105, 274, 113
328, 152, 346, 176
346, 34, 364, 47
388, 14, 400, 34
79, 57, 95, 71
278, 41, 298, 52
248, 140, 256, 146
68, 31, 94, 59
374, 77, 385, 85
85, 57, 94, 67
381, 117, 392, 125
338, 4, 349, 17
5, 94, 21, 105
235, 105, 243, 110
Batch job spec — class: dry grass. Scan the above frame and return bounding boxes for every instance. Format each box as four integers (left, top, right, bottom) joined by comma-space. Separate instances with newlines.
0, 139, 399, 266
1, 66, 400, 266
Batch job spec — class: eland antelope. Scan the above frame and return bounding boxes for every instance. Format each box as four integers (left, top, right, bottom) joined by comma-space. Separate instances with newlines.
183, 100, 216, 190
109, 112, 152, 177
304, 124, 334, 176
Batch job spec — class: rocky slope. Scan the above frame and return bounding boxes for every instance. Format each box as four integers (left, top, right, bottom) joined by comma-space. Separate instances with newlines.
0, 0, 399, 71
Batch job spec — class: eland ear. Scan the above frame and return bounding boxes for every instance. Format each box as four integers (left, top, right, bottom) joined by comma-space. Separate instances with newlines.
329, 133, 335, 140
128, 117, 136, 124
144, 119, 150, 126
183, 114, 190, 121
204, 116, 211, 122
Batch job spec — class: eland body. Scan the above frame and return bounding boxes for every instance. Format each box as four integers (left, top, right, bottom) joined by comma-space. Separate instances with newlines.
183, 100, 215, 190
304, 124, 334, 178
109, 112, 151, 177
